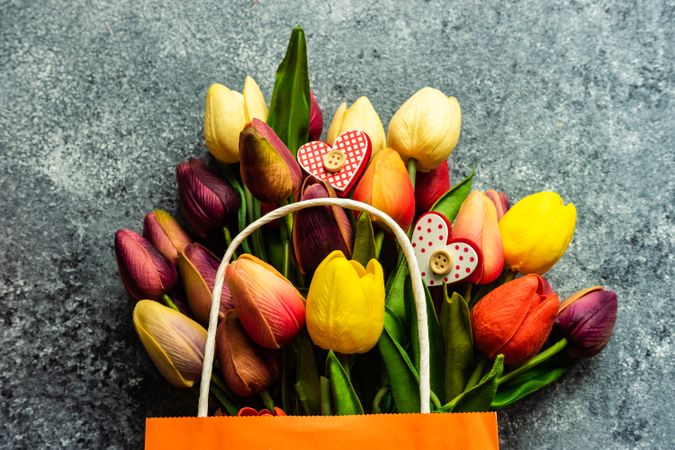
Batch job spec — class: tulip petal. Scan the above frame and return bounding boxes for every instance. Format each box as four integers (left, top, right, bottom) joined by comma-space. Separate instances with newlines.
500, 294, 559, 364
326, 102, 347, 144
204, 83, 247, 164
243, 76, 268, 123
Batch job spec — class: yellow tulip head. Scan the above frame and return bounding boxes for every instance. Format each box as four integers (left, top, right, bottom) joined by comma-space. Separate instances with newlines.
326, 97, 386, 155
306, 251, 385, 354
132, 300, 207, 388
499, 191, 577, 275
203, 77, 268, 164
387, 87, 462, 172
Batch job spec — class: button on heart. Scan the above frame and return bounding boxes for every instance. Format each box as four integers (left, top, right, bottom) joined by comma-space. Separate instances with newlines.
296, 130, 372, 194
412, 212, 480, 286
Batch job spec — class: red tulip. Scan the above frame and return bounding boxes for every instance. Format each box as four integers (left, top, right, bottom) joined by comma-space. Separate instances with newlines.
176, 159, 240, 237
114, 229, 177, 301
143, 209, 191, 263
485, 189, 510, 220
452, 191, 504, 284
236, 407, 286, 417
471, 274, 559, 364
415, 160, 450, 215
555, 286, 618, 359
226, 254, 306, 349
308, 91, 323, 141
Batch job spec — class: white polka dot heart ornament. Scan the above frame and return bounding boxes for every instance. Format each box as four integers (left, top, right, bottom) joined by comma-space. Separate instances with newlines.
412, 212, 482, 287
296, 130, 372, 196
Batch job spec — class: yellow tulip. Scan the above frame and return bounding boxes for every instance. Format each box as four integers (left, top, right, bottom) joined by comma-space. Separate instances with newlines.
132, 300, 207, 388
306, 251, 385, 354
203, 76, 268, 163
326, 97, 386, 155
387, 87, 461, 172
499, 192, 577, 275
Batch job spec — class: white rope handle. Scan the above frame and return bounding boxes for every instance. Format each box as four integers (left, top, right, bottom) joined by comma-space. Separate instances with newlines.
198, 198, 430, 416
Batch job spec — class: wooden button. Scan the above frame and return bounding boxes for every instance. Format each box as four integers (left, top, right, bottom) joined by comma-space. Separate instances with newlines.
429, 249, 452, 275
323, 150, 346, 172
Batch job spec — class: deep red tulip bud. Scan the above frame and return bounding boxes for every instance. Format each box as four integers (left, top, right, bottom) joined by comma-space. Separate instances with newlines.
176, 159, 240, 237
415, 160, 450, 215
114, 229, 177, 301
143, 209, 191, 263
555, 286, 618, 359
216, 310, 280, 397
471, 274, 559, 364
177, 243, 234, 325
308, 91, 324, 141
239, 119, 302, 202
292, 178, 353, 273
485, 189, 510, 220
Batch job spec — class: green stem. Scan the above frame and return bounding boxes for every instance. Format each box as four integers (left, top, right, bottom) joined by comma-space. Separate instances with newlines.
464, 283, 473, 305
216, 162, 252, 255
407, 158, 417, 189
260, 390, 275, 411
320, 376, 331, 415
337, 353, 351, 379
278, 198, 294, 280
210, 382, 239, 416
222, 228, 238, 260
498, 338, 569, 386
430, 390, 442, 411
503, 269, 517, 283
372, 386, 389, 413
162, 294, 179, 312
374, 229, 385, 259
465, 356, 488, 391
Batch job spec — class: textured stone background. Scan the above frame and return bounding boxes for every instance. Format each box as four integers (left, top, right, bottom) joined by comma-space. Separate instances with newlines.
1, 0, 673, 448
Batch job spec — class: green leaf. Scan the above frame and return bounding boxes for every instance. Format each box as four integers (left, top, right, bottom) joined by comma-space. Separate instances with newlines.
267, 26, 311, 154
295, 334, 321, 415
492, 365, 569, 409
352, 213, 376, 266
439, 355, 504, 412
431, 168, 474, 220
384, 307, 407, 346
326, 351, 364, 415
377, 328, 420, 412
440, 289, 474, 403
384, 257, 411, 340
409, 281, 444, 399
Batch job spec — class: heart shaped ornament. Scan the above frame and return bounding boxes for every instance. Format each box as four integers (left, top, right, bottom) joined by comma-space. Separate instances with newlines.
412, 212, 480, 286
296, 130, 372, 195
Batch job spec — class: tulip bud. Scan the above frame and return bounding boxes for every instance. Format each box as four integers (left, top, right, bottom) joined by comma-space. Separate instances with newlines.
143, 209, 191, 263
114, 229, 177, 301
499, 192, 576, 275
204, 77, 268, 164
133, 300, 207, 388
293, 178, 353, 273
387, 87, 462, 171
326, 97, 386, 155
237, 407, 286, 416
555, 287, 618, 359
217, 310, 280, 397
226, 254, 306, 349
471, 274, 559, 364
415, 160, 450, 215
352, 147, 415, 232
177, 243, 234, 325
306, 251, 385, 354
176, 159, 240, 237
308, 91, 323, 141
485, 190, 510, 221
239, 119, 302, 203
452, 191, 504, 284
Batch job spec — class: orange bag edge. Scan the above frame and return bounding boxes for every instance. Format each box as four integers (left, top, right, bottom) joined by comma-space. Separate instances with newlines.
146, 412, 499, 450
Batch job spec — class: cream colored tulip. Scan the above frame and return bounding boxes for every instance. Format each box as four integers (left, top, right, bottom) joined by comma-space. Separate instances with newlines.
326, 97, 386, 155
203, 76, 268, 164
387, 87, 461, 172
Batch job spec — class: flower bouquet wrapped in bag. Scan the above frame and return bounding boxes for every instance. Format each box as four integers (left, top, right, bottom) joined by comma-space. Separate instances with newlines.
113, 26, 618, 450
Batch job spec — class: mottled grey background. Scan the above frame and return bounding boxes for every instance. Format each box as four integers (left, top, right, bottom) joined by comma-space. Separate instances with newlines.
1, 0, 673, 448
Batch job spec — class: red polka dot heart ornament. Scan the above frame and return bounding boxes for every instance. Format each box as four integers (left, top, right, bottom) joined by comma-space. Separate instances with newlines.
412, 212, 481, 286
296, 130, 372, 195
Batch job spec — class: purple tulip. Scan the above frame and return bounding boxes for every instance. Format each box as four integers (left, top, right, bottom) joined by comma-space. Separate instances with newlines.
176, 159, 240, 237
555, 286, 618, 359
308, 91, 324, 141
114, 229, 178, 301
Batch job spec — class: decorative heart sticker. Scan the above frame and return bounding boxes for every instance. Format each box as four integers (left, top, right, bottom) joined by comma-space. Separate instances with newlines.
296, 130, 372, 195
412, 212, 481, 286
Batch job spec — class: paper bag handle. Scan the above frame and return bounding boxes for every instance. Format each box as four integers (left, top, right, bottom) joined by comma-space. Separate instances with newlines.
198, 198, 430, 416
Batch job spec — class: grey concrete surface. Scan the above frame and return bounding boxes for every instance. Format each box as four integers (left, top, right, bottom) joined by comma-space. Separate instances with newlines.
1, 0, 673, 448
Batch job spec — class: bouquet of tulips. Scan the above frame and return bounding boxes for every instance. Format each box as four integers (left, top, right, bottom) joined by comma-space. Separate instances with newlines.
115, 27, 618, 419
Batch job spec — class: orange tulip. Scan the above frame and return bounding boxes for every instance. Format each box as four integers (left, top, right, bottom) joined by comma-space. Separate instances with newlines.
226, 254, 306, 349
452, 191, 504, 284
485, 190, 509, 221
471, 274, 559, 364
143, 209, 192, 263
352, 147, 415, 231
